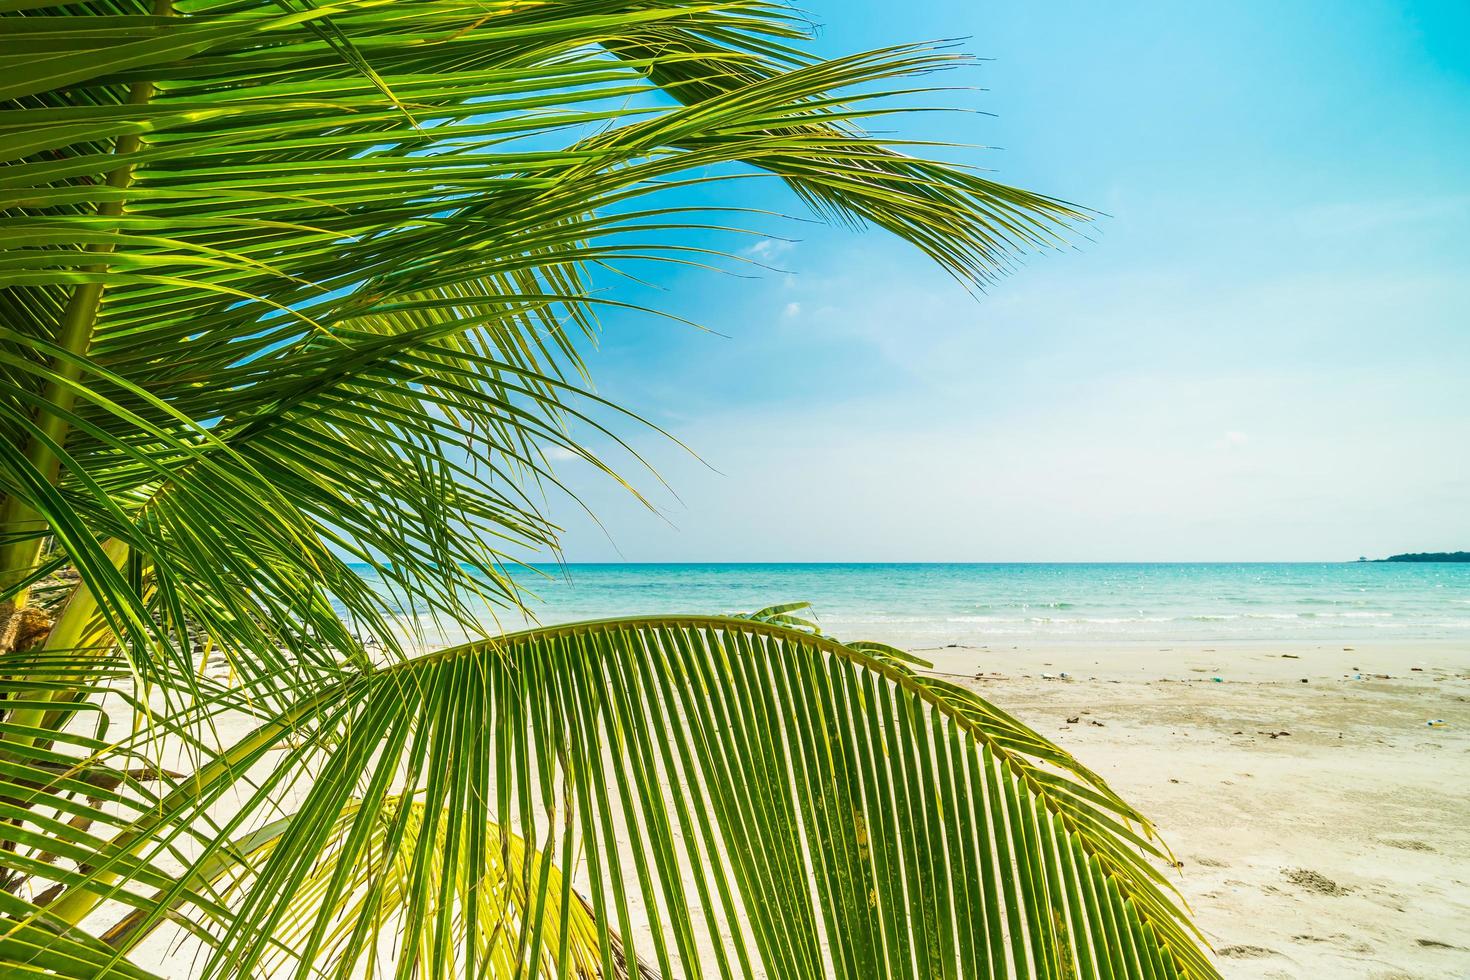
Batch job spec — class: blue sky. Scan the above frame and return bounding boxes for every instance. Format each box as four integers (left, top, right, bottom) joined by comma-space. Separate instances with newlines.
542, 0, 1470, 562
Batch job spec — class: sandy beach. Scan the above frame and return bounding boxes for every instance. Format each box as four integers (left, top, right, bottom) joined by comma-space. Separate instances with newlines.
112, 635, 1470, 979
909, 640, 1470, 979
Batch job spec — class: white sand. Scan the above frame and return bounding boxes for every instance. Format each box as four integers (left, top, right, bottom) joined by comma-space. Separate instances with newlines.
913, 639, 1470, 979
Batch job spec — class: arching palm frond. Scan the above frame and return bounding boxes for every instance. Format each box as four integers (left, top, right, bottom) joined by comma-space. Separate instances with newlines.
33, 618, 1216, 979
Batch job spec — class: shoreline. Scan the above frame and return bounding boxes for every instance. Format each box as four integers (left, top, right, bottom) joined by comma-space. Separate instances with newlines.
892, 638, 1470, 684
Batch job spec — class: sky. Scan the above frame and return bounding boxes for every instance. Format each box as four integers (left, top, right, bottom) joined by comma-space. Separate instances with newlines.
538, 0, 1470, 563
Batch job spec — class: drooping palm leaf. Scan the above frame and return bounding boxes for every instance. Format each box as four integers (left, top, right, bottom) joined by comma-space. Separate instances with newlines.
2, 0, 1083, 692
0, 2, 1217, 977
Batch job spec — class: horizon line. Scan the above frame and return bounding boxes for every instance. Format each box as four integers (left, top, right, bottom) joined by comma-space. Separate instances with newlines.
343, 558, 1428, 567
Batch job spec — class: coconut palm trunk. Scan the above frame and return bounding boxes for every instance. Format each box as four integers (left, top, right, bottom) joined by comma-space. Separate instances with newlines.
0, 3, 1218, 977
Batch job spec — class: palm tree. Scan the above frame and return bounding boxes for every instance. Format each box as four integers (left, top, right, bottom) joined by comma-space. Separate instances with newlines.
0, 2, 1218, 977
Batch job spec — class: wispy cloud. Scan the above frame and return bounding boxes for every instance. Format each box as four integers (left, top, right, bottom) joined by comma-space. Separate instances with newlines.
537, 0, 1470, 561
746, 238, 796, 262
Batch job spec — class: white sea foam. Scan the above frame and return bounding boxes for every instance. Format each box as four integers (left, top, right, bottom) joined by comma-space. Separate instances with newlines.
355, 562, 1470, 645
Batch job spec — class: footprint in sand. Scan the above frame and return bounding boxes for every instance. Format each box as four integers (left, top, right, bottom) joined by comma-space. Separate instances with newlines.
1416, 939, 1465, 950
1283, 867, 1352, 896
1217, 945, 1278, 959
1293, 933, 1373, 954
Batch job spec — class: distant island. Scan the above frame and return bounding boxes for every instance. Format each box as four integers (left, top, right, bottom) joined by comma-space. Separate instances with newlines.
1366, 551, 1470, 563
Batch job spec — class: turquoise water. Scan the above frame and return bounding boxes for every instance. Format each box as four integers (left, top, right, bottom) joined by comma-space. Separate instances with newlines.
372, 563, 1470, 648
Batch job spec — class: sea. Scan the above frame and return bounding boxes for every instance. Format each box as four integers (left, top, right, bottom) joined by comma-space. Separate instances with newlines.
367, 562, 1470, 650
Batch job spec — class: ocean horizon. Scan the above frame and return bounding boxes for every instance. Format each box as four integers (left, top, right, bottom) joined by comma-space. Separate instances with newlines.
353, 561, 1470, 649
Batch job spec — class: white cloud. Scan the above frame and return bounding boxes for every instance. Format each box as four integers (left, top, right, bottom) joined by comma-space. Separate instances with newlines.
1221, 430, 1249, 447
746, 238, 796, 261
782, 302, 802, 319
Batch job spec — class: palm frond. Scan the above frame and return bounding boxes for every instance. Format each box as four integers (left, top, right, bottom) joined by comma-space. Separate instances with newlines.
3, 0, 1084, 686
32, 617, 1217, 978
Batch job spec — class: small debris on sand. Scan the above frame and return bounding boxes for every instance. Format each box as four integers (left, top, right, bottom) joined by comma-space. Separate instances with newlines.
1284, 868, 1351, 896
967, 643, 1469, 976
1218, 945, 1276, 959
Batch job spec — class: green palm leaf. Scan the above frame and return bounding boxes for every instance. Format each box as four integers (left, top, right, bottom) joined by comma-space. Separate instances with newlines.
0, 2, 1217, 976
3, 0, 1083, 686
29, 617, 1215, 978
